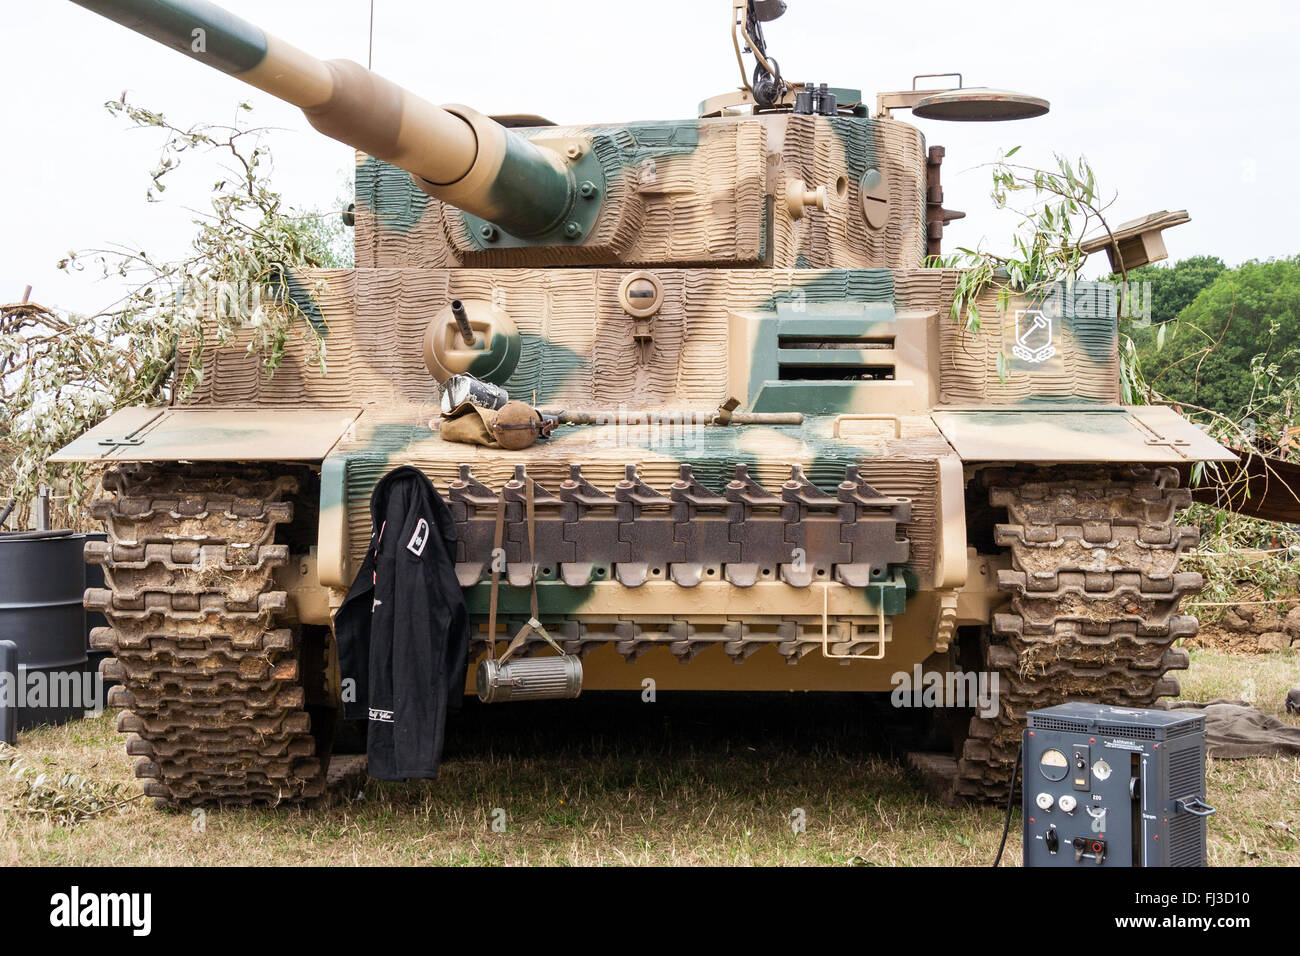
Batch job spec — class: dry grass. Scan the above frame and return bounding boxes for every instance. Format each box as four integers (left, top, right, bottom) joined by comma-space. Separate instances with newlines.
1, 649, 1296, 866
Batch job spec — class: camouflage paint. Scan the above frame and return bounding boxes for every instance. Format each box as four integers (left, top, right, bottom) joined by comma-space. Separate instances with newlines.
458, 121, 700, 252
452, 128, 578, 240
355, 155, 426, 235
280, 268, 328, 336
73, 0, 268, 74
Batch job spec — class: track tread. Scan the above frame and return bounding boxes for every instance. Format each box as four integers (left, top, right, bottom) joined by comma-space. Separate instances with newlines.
89, 465, 325, 807
954, 466, 1200, 801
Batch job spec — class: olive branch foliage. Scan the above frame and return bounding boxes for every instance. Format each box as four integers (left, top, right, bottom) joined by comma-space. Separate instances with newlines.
0, 97, 345, 528
0, 742, 144, 826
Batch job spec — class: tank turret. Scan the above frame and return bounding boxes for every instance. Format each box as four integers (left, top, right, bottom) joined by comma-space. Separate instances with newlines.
72, 0, 588, 241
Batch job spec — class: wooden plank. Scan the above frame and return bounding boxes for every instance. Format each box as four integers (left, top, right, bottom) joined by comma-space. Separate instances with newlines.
1188, 452, 1300, 523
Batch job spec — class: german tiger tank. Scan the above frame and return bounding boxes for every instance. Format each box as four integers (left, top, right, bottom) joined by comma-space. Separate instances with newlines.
52, 0, 1234, 805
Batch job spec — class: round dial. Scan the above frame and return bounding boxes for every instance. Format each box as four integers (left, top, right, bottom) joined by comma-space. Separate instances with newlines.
1039, 748, 1069, 781
1036, 792, 1055, 811
1092, 758, 1112, 782
1058, 794, 1078, 813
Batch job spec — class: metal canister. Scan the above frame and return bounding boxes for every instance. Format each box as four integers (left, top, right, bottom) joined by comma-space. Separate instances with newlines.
491, 400, 545, 450
440, 373, 509, 415
476, 654, 583, 703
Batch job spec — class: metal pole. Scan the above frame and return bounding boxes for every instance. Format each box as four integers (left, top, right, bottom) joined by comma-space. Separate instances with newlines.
367, 0, 374, 69
36, 485, 50, 532
0, 641, 17, 745
541, 409, 804, 426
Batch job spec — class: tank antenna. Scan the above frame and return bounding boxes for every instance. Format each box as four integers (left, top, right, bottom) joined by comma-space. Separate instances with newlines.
367, 0, 375, 69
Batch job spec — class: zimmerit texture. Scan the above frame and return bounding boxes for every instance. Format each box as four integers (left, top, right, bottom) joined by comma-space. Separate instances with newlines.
626, 120, 766, 265
773, 116, 927, 270
175, 268, 884, 408
177, 266, 1116, 410
353, 155, 458, 269
896, 269, 1121, 404
357, 121, 769, 269
355, 113, 929, 272
439, 128, 646, 266
935, 293, 1121, 405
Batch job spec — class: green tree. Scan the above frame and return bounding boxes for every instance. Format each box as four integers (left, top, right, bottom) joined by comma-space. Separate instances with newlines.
1140, 257, 1300, 418
1124, 255, 1226, 325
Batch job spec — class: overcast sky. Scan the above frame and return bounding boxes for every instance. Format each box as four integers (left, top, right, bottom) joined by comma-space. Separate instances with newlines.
3, 0, 1297, 315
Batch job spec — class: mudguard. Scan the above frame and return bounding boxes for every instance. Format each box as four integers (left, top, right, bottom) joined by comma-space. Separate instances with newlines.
932, 404, 1236, 464
50, 406, 362, 463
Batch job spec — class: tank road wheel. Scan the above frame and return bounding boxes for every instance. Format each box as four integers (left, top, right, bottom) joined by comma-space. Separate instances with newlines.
84, 465, 328, 807
954, 466, 1200, 801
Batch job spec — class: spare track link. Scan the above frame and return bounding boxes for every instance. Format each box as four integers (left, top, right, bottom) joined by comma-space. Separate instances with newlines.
954, 466, 1201, 802
448, 461, 912, 589
85, 464, 326, 808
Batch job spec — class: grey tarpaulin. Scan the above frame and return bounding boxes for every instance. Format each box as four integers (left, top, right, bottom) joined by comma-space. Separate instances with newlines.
1162, 699, 1300, 758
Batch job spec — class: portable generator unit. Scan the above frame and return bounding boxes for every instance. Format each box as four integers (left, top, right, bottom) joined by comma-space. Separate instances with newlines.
1022, 703, 1215, 867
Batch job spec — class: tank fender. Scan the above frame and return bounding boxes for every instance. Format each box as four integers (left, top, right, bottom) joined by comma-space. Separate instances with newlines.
49, 406, 362, 463
931, 404, 1236, 465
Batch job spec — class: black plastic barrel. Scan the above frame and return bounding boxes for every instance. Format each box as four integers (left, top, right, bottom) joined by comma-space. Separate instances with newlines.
0, 530, 92, 729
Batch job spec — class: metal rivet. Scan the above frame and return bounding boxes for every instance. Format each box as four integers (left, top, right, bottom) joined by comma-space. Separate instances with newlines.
563, 221, 582, 239
579, 180, 598, 199
479, 224, 498, 242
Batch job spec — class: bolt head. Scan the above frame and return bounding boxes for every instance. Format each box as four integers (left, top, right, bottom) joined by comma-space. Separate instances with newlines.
565, 144, 584, 160
479, 224, 498, 241
579, 180, 599, 199
563, 221, 582, 239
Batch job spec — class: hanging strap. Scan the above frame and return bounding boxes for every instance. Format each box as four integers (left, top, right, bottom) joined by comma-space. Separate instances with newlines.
486, 493, 505, 659
500, 616, 566, 664
487, 477, 550, 663
486, 476, 540, 658
526, 476, 539, 622
500, 478, 549, 663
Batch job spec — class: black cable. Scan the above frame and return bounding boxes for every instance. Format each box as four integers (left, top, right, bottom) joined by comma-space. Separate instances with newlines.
752, 59, 784, 108
992, 745, 1022, 867
747, 2, 767, 57
744, 2, 785, 108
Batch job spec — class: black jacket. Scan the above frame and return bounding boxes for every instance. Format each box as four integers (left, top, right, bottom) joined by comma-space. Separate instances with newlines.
335, 466, 469, 780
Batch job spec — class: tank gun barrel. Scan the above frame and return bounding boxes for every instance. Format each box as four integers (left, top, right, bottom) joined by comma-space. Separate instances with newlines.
69, 0, 576, 238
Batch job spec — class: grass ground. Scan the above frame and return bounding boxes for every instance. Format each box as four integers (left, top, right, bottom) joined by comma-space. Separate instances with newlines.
1, 648, 1296, 867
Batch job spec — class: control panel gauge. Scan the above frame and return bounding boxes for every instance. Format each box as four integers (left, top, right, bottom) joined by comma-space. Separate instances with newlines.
1039, 748, 1069, 781
1035, 792, 1054, 811
1092, 758, 1112, 781
1058, 794, 1077, 813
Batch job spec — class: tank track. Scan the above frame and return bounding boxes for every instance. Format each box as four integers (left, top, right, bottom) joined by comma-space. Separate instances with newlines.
84, 465, 326, 807
954, 466, 1201, 801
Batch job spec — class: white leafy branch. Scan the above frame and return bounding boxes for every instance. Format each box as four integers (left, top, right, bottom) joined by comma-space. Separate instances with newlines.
1, 97, 344, 527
